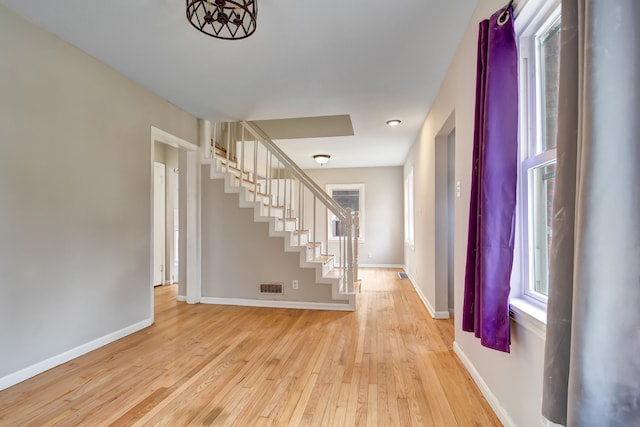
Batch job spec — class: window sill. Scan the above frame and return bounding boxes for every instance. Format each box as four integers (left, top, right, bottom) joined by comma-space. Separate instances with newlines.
509, 297, 547, 340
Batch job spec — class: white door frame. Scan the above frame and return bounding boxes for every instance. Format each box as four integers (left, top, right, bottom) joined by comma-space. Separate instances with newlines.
150, 126, 201, 323
433, 112, 456, 319
153, 161, 166, 286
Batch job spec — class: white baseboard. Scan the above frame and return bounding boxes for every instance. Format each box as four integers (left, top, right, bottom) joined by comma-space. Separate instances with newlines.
176, 295, 187, 302
358, 263, 404, 268
406, 273, 450, 319
453, 341, 516, 427
0, 318, 152, 392
200, 297, 354, 312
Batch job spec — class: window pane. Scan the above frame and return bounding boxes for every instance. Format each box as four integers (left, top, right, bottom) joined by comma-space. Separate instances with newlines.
530, 162, 556, 297
332, 190, 360, 212
328, 185, 363, 240
539, 17, 561, 152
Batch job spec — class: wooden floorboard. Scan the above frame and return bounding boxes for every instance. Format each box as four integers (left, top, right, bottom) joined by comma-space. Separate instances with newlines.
0, 268, 501, 426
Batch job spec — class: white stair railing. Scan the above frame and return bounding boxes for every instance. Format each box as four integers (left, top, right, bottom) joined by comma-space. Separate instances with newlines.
208, 120, 359, 294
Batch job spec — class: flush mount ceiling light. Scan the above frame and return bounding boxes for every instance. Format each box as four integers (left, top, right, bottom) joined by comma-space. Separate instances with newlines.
313, 154, 331, 165
386, 119, 402, 127
186, 0, 257, 40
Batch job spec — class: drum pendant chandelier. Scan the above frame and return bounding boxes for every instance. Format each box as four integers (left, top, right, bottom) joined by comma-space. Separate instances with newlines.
186, 0, 257, 40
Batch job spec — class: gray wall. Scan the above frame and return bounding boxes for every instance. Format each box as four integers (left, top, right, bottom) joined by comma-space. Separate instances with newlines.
304, 166, 404, 266
0, 5, 198, 380
403, 0, 545, 425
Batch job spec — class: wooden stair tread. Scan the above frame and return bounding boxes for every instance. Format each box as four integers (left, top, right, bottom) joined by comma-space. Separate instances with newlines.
216, 157, 240, 171
306, 242, 322, 247
313, 255, 334, 263
230, 169, 249, 177
247, 189, 270, 197
217, 161, 249, 176
234, 177, 258, 184
213, 147, 228, 157
293, 230, 309, 235
218, 158, 262, 179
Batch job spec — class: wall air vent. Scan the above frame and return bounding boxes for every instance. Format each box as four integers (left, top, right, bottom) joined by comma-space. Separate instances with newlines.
259, 282, 284, 294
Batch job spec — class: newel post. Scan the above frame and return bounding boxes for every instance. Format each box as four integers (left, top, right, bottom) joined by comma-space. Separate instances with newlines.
345, 208, 353, 293
353, 211, 360, 292
199, 119, 212, 159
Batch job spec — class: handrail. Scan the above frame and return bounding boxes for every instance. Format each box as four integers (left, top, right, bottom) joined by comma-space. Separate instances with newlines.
241, 121, 350, 223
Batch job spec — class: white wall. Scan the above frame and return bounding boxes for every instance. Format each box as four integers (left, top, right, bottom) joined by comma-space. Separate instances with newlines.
0, 5, 198, 386
404, 1, 546, 425
304, 166, 404, 267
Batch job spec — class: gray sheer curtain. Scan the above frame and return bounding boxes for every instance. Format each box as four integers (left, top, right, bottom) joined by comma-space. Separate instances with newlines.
542, 0, 640, 426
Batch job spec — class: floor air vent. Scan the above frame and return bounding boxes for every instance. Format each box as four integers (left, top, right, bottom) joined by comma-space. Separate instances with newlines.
398, 272, 409, 280
260, 282, 284, 294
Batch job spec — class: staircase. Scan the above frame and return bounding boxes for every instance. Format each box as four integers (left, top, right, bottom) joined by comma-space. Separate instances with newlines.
201, 121, 359, 309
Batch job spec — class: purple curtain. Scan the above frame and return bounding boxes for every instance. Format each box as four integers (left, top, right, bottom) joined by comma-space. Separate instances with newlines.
462, 5, 518, 353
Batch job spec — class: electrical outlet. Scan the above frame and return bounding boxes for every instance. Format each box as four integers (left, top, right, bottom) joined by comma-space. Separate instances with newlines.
368, 252, 373, 259
292, 279, 299, 290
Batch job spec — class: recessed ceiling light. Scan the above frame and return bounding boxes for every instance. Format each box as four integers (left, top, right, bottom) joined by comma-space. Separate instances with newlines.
313, 154, 331, 165
386, 119, 402, 127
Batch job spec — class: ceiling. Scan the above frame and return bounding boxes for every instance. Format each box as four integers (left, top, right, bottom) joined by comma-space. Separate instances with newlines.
1, 0, 479, 169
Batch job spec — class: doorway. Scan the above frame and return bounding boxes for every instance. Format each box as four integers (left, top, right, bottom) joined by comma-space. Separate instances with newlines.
150, 126, 201, 322
153, 142, 181, 288
153, 161, 166, 286
446, 130, 455, 316
172, 167, 179, 282
434, 113, 456, 318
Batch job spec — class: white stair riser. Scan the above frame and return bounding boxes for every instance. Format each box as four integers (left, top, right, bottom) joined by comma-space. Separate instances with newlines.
322, 260, 334, 275
275, 218, 297, 232
305, 245, 322, 261
235, 179, 262, 192
262, 206, 285, 218
244, 193, 271, 205
290, 234, 308, 246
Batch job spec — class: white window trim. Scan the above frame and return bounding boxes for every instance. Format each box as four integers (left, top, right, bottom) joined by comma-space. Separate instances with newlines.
326, 183, 365, 242
510, 297, 547, 339
522, 150, 556, 305
510, 0, 561, 332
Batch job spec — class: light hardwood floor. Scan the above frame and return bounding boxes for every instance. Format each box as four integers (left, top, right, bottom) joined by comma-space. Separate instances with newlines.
0, 268, 500, 426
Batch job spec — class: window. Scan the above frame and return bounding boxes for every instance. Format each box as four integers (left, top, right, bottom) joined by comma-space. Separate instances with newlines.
516, 0, 561, 307
326, 183, 364, 241
404, 168, 415, 245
